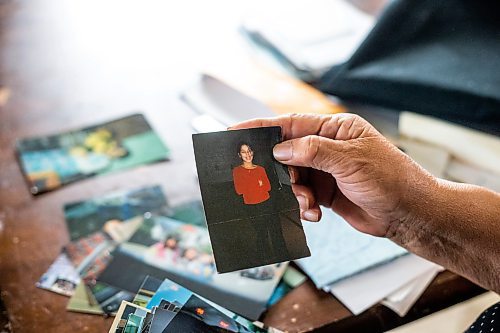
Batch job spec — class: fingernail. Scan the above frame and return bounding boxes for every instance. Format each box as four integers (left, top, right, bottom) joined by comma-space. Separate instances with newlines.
303, 210, 319, 222
273, 142, 292, 161
297, 196, 308, 210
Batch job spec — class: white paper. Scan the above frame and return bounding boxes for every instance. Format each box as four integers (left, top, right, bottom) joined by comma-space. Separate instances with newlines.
326, 254, 441, 315
191, 114, 226, 133
445, 159, 500, 192
382, 266, 443, 317
399, 112, 500, 175
181, 74, 274, 127
296, 209, 407, 289
242, 0, 374, 75
395, 138, 450, 178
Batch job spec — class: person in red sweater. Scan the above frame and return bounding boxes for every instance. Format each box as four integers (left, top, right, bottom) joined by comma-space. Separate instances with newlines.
232, 142, 287, 264
232, 143, 271, 205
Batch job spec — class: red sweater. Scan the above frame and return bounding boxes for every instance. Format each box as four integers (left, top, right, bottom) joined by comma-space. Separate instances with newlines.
232, 165, 271, 205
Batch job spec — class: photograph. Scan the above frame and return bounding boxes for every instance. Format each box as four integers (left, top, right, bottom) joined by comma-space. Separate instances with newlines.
66, 282, 107, 316
36, 252, 81, 297
16, 114, 170, 194
192, 126, 310, 273
146, 278, 281, 333
109, 301, 151, 333
98, 214, 289, 320
120, 215, 216, 281
64, 185, 169, 241
89, 281, 135, 315
132, 276, 163, 308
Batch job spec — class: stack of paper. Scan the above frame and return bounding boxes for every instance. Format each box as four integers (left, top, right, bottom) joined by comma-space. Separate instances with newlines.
297, 208, 442, 315
109, 276, 284, 332
240, 0, 375, 81
399, 111, 500, 192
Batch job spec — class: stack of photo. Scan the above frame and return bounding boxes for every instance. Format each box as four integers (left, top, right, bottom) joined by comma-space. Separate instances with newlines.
109, 276, 284, 332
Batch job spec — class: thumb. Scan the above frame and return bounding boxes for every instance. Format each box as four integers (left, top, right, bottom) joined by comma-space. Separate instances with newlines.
273, 135, 341, 172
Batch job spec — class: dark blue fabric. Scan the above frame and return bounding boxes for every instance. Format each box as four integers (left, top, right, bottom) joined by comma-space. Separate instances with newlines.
465, 302, 500, 333
318, 0, 500, 135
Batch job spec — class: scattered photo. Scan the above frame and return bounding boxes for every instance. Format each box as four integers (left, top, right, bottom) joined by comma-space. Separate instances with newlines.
133, 276, 163, 308
98, 216, 288, 320
267, 266, 307, 306
192, 127, 310, 273
109, 301, 151, 333
36, 252, 81, 296
146, 278, 283, 332
109, 292, 283, 333
64, 215, 143, 283
64, 185, 169, 241
67, 282, 106, 315
16, 114, 170, 195
64, 231, 114, 278
167, 200, 206, 227
120, 215, 216, 280
62, 216, 145, 314
89, 281, 135, 314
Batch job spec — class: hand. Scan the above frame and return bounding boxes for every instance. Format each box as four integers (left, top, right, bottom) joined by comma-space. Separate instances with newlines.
231, 113, 435, 237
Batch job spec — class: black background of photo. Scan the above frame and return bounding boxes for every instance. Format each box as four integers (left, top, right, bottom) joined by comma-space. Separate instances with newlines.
192, 126, 297, 225
193, 127, 310, 273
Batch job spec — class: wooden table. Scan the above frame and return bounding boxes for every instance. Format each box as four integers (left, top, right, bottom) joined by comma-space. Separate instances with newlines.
0, 0, 484, 332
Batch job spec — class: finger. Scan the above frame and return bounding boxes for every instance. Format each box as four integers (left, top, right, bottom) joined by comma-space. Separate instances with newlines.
273, 135, 341, 172
230, 113, 379, 141
292, 184, 316, 211
292, 184, 322, 222
288, 166, 300, 184
301, 204, 321, 222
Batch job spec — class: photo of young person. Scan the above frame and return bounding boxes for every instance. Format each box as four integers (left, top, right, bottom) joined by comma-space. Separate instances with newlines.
233, 142, 271, 205
193, 126, 310, 273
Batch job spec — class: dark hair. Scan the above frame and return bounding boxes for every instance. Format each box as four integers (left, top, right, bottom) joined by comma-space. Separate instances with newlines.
164, 235, 180, 245
182, 247, 198, 259
237, 142, 253, 156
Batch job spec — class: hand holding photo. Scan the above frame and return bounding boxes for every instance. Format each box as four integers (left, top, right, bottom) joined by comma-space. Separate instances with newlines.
192, 126, 310, 273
